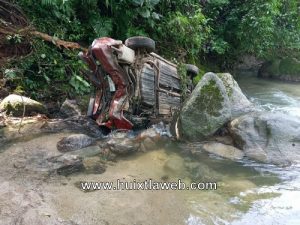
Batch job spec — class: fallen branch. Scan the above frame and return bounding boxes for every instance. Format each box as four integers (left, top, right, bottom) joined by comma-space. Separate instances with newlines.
0, 27, 87, 51
0, 0, 87, 63
30, 31, 87, 51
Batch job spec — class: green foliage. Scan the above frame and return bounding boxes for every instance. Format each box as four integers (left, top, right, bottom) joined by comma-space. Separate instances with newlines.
199, 80, 223, 117
70, 74, 90, 94
204, 0, 300, 61
236, 0, 282, 56
4, 38, 90, 99
177, 63, 188, 100
4, 0, 299, 101
279, 58, 300, 75
158, 9, 210, 62
6, 34, 22, 44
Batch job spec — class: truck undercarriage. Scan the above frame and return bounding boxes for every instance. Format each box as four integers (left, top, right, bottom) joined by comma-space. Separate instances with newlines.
79, 36, 198, 130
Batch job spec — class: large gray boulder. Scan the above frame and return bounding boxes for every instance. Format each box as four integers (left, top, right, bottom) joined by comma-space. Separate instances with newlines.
0, 94, 47, 116
229, 111, 300, 165
217, 73, 254, 117
177, 72, 231, 141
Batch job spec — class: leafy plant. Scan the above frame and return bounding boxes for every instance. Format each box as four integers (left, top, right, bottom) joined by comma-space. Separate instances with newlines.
4, 0, 299, 102
157, 8, 211, 63
70, 74, 91, 95
177, 63, 189, 100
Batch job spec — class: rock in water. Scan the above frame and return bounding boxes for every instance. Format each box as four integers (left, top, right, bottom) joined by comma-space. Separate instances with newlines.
57, 134, 95, 152
138, 128, 160, 139
83, 157, 106, 174
185, 162, 223, 182
107, 137, 140, 154
0, 94, 47, 116
217, 73, 254, 117
229, 111, 300, 165
141, 137, 157, 151
67, 145, 102, 158
177, 72, 231, 141
202, 142, 244, 160
47, 154, 84, 176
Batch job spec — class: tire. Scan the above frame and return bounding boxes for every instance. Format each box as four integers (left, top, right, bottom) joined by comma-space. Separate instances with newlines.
185, 64, 199, 77
125, 36, 155, 52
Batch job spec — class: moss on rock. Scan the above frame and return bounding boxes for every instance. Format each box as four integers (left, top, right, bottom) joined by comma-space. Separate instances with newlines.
216, 73, 234, 97
198, 80, 224, 117
178, 72, 231, 141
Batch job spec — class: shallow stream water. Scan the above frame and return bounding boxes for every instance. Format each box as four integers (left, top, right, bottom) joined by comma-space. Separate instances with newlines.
0, 74, 300, 225
236, 72, 300, 115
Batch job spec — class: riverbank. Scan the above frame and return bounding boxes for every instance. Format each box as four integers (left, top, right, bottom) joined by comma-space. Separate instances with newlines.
0, 130, 286, 225
1, 74, 300, 225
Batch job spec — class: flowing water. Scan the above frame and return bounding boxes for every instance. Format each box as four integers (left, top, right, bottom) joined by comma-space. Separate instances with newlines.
0, 74, 300, 225
236, 72, 300, 115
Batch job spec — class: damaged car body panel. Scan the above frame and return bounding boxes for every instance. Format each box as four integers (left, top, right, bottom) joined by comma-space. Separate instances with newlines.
79, 36, 198, 130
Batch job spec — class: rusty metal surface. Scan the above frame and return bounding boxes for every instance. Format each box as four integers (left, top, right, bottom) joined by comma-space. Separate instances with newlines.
140, 64, 155, 107
79, 37, 186, 130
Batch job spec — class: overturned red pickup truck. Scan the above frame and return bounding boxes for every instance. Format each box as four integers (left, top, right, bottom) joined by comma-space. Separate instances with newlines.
79, 36, 199, 130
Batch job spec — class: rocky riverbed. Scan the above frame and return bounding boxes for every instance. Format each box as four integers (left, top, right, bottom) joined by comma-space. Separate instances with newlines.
0, 130, 288, 225
1, 72, 300, 225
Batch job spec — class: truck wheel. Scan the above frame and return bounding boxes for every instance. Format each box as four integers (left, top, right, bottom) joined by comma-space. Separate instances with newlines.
125, 36, 155, 53
185, 64, 199, 77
